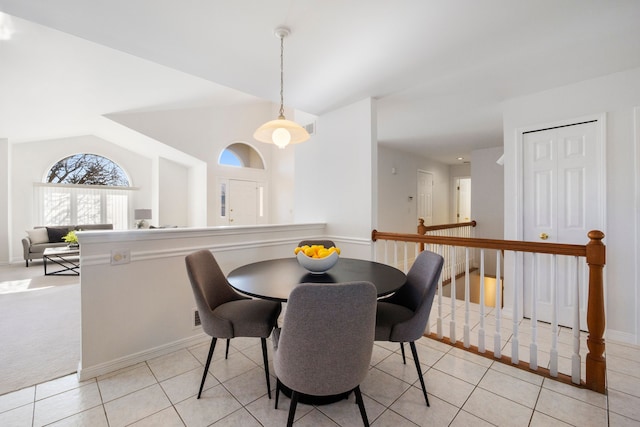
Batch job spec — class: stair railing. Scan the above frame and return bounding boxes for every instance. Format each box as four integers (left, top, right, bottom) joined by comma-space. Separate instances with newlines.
371, 224, 606, 394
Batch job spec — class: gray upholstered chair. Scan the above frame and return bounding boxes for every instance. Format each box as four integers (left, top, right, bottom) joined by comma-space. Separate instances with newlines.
375, 249, 444, 407
273, 281, 377, 427
185, 249, 282, 399
298, 239, 336, 248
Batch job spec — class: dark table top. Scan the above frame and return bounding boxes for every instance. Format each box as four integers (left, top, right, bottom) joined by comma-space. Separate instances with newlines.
227, 257, 406, 302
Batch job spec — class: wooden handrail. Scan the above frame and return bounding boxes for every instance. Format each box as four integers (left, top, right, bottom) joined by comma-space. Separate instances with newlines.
417, 218, 477, 234
372, 230, 587, 257
372, 227, 607, 394
416, 219, 477, 252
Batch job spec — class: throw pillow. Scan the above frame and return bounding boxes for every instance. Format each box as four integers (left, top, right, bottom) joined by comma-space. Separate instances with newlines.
46, 226, 70, 243
26, 228, 49, 244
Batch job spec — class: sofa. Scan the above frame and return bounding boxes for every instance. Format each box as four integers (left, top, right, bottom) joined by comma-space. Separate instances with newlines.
22, 224, 113, 266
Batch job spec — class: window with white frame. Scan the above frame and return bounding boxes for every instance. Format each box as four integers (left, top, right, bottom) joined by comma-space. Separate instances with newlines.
35, 154, 135, 229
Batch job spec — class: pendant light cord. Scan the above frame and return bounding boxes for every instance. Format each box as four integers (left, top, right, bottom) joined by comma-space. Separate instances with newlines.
278, 34, 285, 119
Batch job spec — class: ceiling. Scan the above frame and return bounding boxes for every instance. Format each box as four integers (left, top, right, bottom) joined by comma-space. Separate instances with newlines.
1, 1, 640, 164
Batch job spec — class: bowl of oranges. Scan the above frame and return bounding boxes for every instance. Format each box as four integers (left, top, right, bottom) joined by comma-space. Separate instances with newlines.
294, 244, 341, 274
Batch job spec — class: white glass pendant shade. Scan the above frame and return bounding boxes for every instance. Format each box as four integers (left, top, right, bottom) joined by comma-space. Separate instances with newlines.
253, 118, 310, 149
254, 27, 310, 149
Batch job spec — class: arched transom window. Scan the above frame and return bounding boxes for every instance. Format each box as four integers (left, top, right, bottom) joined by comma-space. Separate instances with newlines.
46, 153, 130, 186
219, 142, 265, 169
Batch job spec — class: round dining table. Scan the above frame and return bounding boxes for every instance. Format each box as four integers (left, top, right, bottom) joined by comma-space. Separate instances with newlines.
227, 257, 406, 302
227, 256, 406, 405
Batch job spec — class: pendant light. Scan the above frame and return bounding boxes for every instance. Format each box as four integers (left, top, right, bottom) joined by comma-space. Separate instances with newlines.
254, 27, 310, 149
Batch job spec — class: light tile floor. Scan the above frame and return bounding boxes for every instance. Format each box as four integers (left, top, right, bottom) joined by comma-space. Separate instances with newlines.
1, 334, 638, 426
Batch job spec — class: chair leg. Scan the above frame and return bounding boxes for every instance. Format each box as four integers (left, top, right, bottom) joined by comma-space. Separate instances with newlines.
409, 341, 429, 406
261, 337, 272, 399
225, 338, 231, 359
400, 342, 406, 364
198, 337, 217, 399
287, 391, 299, 427
275, 378, 281, 409
353, 385, 370, 427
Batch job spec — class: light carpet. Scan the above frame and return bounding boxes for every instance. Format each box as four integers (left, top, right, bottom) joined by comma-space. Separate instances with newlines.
0, 263, 80, 396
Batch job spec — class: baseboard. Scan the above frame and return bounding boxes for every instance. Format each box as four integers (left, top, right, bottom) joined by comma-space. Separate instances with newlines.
77, 333, 209, 381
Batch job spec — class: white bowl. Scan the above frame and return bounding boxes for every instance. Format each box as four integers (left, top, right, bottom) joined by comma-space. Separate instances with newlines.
296, 250, 339, 274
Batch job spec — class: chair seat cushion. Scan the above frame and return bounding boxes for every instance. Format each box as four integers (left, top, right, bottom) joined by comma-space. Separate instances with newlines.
375, 301, 414, 341
213, 299, 281, 338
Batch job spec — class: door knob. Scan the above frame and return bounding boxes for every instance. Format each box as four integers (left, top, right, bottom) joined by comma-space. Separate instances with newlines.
539, 232, 549, 240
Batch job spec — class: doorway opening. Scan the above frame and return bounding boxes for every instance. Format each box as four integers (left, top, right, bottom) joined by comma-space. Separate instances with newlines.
454, 177, 471, 223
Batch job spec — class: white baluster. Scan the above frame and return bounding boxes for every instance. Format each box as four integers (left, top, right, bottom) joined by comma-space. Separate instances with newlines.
571, 256, 581, 384
393, 241, 398, 270
437, 245, 443, 339
511, 251, 519, 364
464, 247, 470, 348
403, 242, 408, 273
450, 245, 457, 343
494, 251, 502, 358
383, 239, 388, 265
478, 249, 486, 353
530, 253, 538, 370
550, 254, 559, 377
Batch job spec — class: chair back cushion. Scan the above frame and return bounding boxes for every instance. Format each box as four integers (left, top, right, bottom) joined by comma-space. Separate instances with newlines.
185, 250, 245, 335
386, 250, 444, 342
274, 281, 376, 396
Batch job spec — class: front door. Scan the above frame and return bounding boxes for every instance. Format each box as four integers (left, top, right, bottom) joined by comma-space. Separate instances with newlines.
522, 120, 604, 327
228, 180, 258, 225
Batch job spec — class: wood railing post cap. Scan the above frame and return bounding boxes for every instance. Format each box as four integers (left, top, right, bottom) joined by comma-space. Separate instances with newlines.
588, 230, 605, 241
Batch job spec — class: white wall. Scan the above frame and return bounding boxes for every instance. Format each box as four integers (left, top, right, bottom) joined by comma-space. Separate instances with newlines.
107, 102, 295, 226
9, 135, 153, 262
294, 98, 376, 257
269, 142, 295, 224
76, 223, 327, 379
377, 145, 451, 233
158, 157, 189, 227
0, 139, 8, 263
503, 66, 640, 344
471, 146, 504, 276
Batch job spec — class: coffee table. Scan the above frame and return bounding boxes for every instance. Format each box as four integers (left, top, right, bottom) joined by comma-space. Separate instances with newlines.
43, 247, 80, 276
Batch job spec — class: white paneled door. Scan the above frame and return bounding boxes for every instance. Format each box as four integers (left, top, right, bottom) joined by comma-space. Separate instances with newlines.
522, 120, 604, 328
417, 170, 433, 226
228, 179, 258, 226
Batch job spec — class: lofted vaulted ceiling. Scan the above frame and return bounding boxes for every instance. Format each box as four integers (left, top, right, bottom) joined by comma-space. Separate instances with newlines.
1, 1, 640, 163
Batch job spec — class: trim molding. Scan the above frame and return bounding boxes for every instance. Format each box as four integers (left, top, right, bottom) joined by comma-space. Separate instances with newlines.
77, 333, 209, 381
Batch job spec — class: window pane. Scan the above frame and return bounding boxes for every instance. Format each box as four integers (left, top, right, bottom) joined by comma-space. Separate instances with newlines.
220, 150, 242, 167
44, 192, 71, 225
77, 193, 101, 224
47, 153, 130, 186
106, 194, 129, 230
221, 183, 226, 217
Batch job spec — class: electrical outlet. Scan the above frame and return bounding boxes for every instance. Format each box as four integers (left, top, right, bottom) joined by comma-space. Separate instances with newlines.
111, 249, 130, 265
193, 309, 201, 328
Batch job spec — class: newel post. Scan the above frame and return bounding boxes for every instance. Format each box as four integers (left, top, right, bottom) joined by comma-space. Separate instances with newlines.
585, 230, 606, 393
417, 218, 426, 251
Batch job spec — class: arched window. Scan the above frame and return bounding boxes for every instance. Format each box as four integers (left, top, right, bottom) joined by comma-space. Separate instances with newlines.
35, 154, 134, 229
46, 153, 130, 186
219, 142, 265, 169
